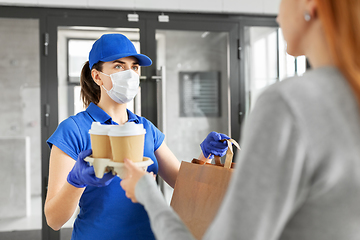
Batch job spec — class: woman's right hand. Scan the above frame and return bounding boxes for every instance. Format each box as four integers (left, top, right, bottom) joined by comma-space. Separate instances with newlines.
67, 149, 115, 188
120, 158, 149, 203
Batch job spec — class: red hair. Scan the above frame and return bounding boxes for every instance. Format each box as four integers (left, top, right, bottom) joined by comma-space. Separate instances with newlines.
316, 0, 360, 104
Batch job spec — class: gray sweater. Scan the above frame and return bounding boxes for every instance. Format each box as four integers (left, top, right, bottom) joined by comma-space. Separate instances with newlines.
136, 66, 360, 240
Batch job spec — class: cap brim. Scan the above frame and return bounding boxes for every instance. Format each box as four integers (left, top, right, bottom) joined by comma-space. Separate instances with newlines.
101, 53, 152, 67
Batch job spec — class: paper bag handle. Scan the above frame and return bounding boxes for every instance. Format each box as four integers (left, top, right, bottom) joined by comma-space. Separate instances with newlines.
214, 139, 240, 169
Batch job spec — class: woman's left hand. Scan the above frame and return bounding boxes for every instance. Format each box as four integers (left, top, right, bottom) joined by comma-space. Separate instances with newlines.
200, 131, 230, 159
120, 158, 153, 203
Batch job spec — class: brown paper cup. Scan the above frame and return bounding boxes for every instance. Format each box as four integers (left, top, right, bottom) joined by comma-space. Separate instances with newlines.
90, 134, 112, 159
109, 134, 144, 162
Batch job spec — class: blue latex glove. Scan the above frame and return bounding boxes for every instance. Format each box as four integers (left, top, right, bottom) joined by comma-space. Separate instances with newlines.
67, 149, 115, 188
200, 131, 230, 159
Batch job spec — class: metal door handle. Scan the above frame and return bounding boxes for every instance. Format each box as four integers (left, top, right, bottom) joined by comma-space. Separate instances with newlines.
151, 76, 162, 81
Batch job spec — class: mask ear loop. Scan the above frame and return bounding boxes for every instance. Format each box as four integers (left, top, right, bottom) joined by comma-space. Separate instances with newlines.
101, 85, 110, 92
99, 72, 114, 92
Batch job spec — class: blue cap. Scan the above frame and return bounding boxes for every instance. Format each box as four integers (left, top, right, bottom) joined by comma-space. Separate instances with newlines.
89, 33, 152, 69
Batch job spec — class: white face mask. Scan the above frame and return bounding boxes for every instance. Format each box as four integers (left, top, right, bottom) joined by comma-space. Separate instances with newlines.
100, 70, 140, 104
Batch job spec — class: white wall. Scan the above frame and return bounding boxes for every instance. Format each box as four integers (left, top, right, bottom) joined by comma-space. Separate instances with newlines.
0, 0, 281, 15
0, 17, 41, 222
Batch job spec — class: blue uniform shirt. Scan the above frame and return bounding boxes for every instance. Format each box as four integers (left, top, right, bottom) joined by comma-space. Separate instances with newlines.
47, 102, 164, 240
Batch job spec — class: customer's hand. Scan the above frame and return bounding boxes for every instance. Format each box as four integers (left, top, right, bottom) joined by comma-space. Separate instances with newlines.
121, 158, 154, 203
200, 131, 230, 159
67, 149, 115, 188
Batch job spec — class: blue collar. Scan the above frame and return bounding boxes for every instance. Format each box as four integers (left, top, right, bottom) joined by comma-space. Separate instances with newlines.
86, 102, 140, 124
127, 108, 140, 123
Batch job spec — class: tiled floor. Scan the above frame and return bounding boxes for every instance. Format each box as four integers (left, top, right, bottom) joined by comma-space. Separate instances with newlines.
0, 195, 76, 232
0, 195, 42, 232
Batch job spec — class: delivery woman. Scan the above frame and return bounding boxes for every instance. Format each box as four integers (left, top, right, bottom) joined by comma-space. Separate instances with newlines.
44, 33, 182, 240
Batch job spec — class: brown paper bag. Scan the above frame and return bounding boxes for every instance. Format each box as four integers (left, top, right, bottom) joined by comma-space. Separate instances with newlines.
170, 139, 240, 240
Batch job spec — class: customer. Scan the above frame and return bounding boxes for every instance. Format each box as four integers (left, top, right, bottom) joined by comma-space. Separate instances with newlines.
44, 33, 212, 240
120, 0, 360, 239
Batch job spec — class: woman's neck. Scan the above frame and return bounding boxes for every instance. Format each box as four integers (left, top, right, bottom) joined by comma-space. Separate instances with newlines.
303, 20, 335, 69
97, 98, 128, 125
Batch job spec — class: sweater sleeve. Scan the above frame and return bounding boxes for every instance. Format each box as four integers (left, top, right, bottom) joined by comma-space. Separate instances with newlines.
135, 174, 196, 240
136, 87, 308, 240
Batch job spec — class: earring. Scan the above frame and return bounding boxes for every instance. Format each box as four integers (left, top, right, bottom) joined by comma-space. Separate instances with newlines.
304, 12, 311, 22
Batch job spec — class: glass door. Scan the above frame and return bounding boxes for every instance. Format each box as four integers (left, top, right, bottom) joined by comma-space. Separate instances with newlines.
0, 17, 42, 239
156, 30, 231, 162
146, 20, 240, 203
242, 25, 307, 114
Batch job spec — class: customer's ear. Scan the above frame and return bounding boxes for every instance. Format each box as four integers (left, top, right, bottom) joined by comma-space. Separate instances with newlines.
304, 0, 318, 20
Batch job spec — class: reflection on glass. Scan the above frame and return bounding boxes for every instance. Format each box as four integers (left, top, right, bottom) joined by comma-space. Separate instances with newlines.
244, 27, 307, 113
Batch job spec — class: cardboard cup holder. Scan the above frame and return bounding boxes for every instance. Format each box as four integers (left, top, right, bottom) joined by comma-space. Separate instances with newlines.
84, 156, 153, 179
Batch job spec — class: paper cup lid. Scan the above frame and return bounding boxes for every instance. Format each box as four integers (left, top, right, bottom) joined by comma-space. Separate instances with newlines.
108, 122, 146, 137
89, 122, 111, 135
